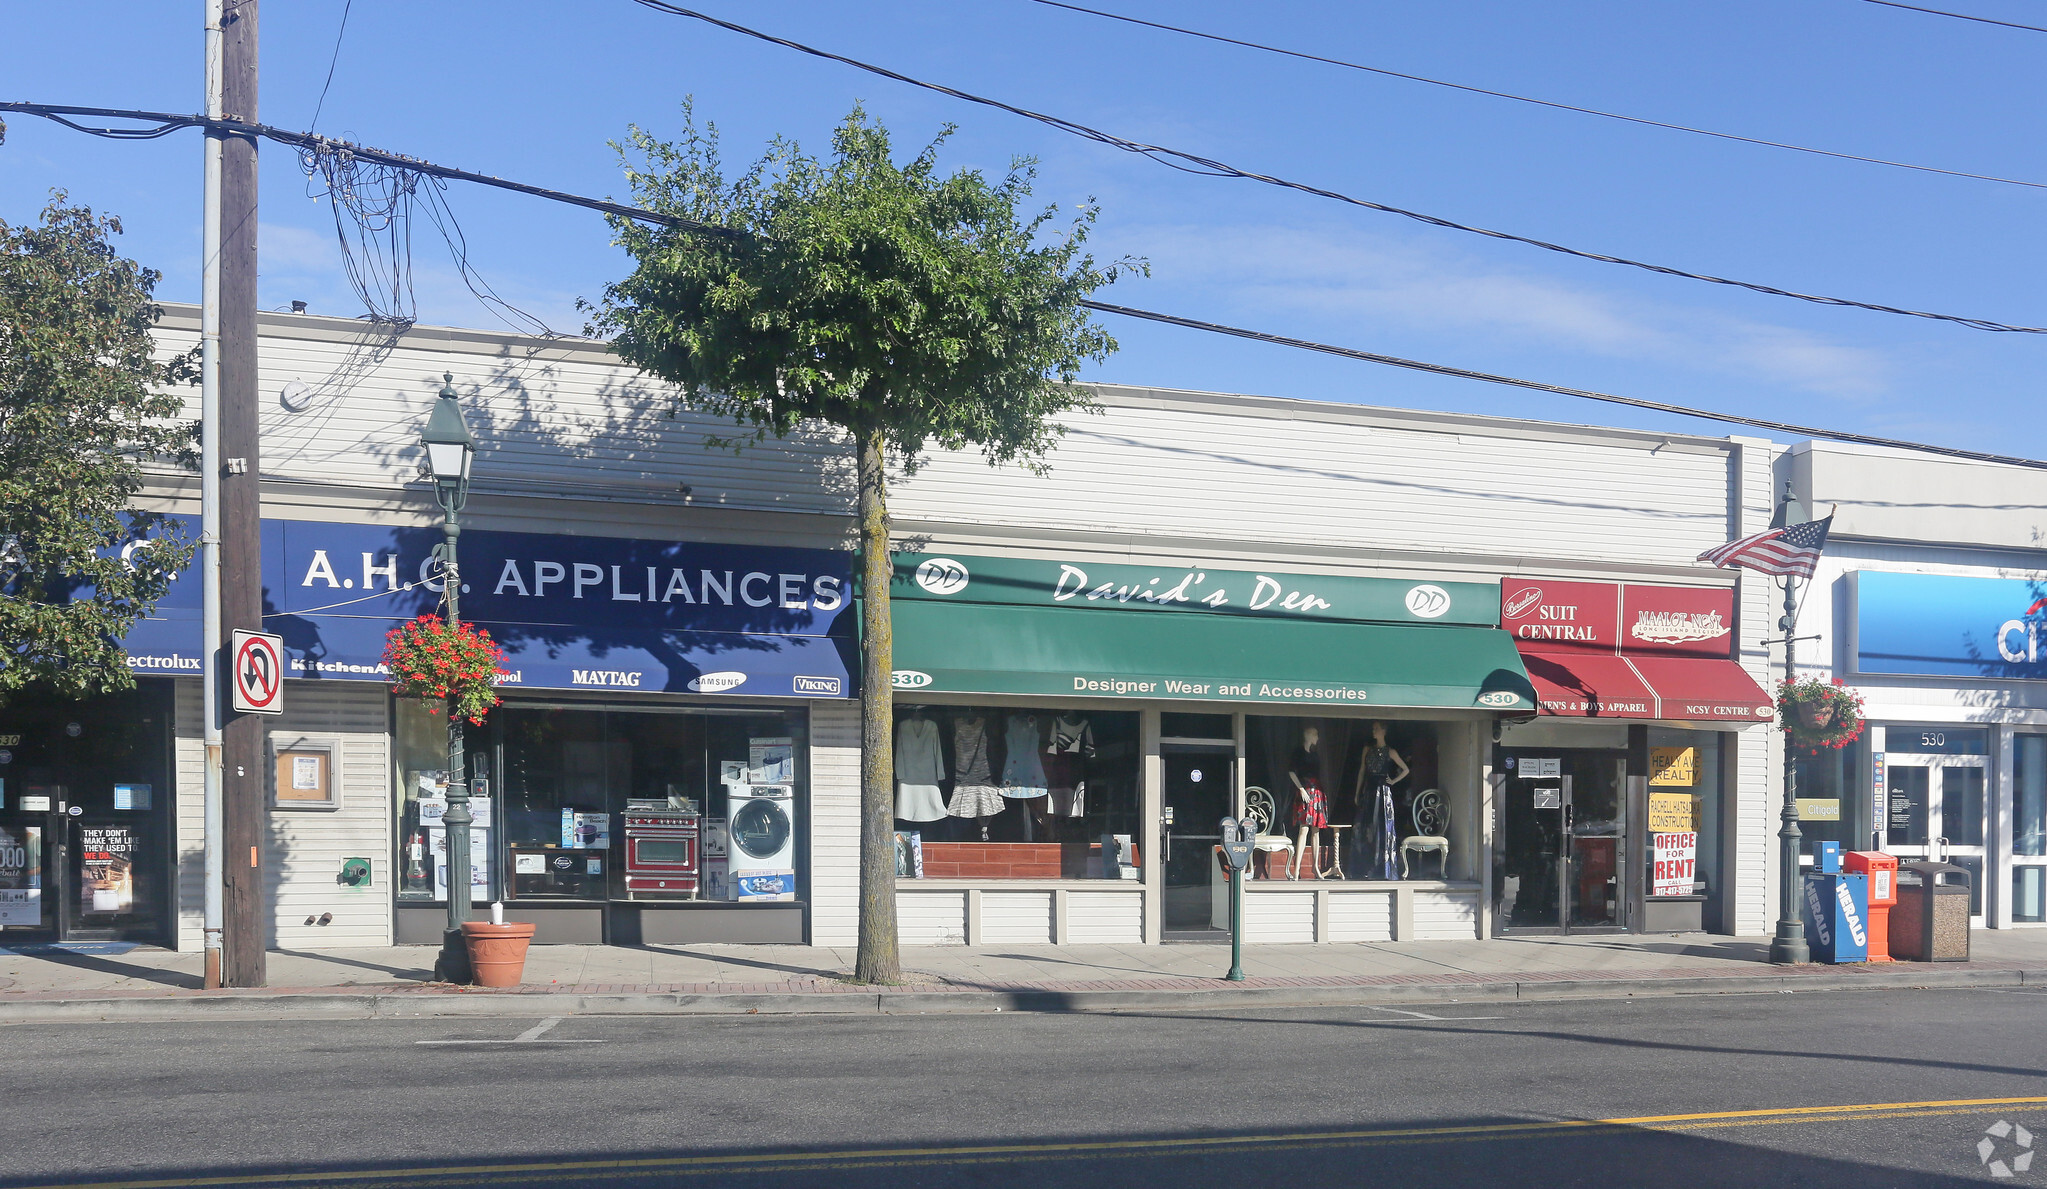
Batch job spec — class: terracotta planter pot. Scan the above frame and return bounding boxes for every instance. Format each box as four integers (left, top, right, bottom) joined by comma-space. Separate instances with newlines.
1797, 701, 1836, 730
460, 921, 536, 988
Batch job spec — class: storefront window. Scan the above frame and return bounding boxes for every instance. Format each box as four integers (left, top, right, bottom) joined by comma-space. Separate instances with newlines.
1795, 741, 1865, 860
395, 701, 807, 904
891, 706, 1139, 878
1245, 716, 1456, 882
2013, 736, 2047, 924
393, 697, 492, 904
1646, 729, 1721, 899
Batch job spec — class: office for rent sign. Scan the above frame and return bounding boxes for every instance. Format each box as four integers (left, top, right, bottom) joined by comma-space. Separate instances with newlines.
1651, 831, 1698, 897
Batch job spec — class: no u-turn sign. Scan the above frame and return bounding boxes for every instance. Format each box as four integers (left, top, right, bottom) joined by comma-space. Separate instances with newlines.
231, 629, 284, 715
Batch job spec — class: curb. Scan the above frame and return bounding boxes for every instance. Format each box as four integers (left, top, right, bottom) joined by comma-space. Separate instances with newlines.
0, 965, 2036, 1022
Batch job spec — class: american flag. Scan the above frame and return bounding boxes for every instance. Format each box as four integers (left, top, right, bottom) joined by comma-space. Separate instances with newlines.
1697, 516, 1833, 579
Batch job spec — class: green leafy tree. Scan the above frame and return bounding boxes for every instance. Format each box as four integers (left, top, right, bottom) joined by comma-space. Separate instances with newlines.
592, 105, 1136, 982
0, 195, 196, 702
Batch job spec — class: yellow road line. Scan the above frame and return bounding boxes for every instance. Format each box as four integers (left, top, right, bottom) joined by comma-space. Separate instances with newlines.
33, 1095, 2047, 1189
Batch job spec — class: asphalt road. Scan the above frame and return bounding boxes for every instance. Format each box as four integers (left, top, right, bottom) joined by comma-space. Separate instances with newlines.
3, 987, 2046, 1187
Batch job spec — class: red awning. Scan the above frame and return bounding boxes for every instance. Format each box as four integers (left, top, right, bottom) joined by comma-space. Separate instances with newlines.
1517, 646, 1771, 722
1628, 656, 1775, 724
1520, 650, 1656, 718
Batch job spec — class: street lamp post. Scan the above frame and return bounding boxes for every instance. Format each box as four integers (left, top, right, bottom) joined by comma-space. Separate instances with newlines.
1767, 482, 1811, 966
422, 373, 478, 983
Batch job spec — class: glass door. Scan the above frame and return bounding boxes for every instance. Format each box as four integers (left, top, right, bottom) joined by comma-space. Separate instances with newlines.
1499, 750, 1628, 933
2015, 735, 2047, 924
1885, 754, 1988, 921
1160, 747, 1232, 933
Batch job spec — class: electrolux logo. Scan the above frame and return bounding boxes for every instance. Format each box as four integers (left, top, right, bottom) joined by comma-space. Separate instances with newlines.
914, 557, 970, 596
791, 675, 843, 696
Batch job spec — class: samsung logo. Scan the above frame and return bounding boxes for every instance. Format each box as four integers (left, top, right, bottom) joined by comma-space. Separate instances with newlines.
792, 675, 843, 696
572, 669, 643, 687
689, 671, 748, 693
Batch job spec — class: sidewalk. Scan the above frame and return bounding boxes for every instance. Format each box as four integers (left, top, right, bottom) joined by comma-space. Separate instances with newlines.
4, 930, 2045, 1020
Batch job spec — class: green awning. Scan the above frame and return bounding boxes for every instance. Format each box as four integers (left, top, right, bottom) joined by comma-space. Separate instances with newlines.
891, 600, 1538, 711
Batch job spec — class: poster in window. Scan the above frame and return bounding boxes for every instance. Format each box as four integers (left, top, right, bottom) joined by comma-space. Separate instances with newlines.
79, 824, 135, 913
1648, 792, 1698, 832
428, 826, 492, 900
893, 830, 924, 878
1649, 747, 1698, 787
113, 783, 151, 811
748, 738, 794, 784
0, 824, 41, 926
1651, 831, 1697, 897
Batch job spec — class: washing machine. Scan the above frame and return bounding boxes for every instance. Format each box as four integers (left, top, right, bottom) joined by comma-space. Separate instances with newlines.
725, 783, 796, 901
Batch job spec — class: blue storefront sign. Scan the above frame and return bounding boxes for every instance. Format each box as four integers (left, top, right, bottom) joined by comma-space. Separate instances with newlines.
1852, 570, 2047, 680
120, 518, 855, 698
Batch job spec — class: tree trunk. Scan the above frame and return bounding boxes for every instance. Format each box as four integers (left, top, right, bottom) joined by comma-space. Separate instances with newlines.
853, 426, 902, 984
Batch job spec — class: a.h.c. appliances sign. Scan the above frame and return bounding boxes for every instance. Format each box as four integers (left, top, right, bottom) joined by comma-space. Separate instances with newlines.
120, 518, 854, 698
1851, 570, 2047, 680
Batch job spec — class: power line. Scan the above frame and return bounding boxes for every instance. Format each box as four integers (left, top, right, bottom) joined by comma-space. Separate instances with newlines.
1860, 0, 2047, 34
1026, 0, 2047, 192
1079, 299, 2047, 471
308, 0, 353, 134
625, 1, 2047, 336
4, 98, 2043, 471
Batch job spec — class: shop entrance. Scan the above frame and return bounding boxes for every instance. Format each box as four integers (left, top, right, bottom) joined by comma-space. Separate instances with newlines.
1498, 748, 1628, 933
1161, 746, 1233, 935
1883, 738, 1988, 922
0, 685, 173, 946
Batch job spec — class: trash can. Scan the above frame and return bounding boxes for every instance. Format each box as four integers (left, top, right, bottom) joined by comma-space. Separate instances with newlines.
1845, 851, 1897, 963
1801, 870, 1869, 963
1892, 860, 1971, 962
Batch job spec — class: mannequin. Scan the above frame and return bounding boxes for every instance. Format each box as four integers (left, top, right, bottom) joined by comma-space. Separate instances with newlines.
947, 712, 1004, 840
1351, 720, 1410, 880
1287, 725, 1330, 880
1000, 714, 1050, 841
1042, 714, 1096, 838
894, 709, 950, 823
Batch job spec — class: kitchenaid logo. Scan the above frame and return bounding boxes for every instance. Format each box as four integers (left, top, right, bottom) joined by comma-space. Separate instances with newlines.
1503, 588, 1544, 620
574, 669, 643, 687
1631, 609, 1728, 645
688, 671, 747, 693
1051, 564, 1334, 614
914, 557, 970, 595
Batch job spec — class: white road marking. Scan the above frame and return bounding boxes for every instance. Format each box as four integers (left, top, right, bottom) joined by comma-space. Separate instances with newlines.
415, 1016, 607, 1045
1361, 1005, 1506, 1021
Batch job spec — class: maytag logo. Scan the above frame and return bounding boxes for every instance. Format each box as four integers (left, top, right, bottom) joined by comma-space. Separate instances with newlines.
792, 675, 843, 696
1405, 584, 1452, 619
688, 671, 747, 693
1503, 587, 1543, 620
892, 670, 933, 689
1476, 690, 1522, 707
571, 669, 642, 687
914, 557, 970, 595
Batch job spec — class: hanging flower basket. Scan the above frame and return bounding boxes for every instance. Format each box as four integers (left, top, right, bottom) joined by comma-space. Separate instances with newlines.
1777, 676, 1865, 752
382, 614, 508, 725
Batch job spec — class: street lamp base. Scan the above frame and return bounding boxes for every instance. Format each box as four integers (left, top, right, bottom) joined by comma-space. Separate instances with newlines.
433, 927, 473, 984
1768, 924, 1810, 966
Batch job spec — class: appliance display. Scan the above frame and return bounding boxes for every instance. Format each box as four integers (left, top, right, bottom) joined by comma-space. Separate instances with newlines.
724, 783, 796, 901
622, 803, 700, 897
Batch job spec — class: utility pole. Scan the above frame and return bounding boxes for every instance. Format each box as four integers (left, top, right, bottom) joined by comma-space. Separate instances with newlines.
1767, 482, 1811, 966
217, 0, 265, 988
199, 0, 226, 991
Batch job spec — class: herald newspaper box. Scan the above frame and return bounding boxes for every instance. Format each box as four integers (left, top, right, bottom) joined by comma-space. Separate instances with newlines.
1845, 851, 1897, 963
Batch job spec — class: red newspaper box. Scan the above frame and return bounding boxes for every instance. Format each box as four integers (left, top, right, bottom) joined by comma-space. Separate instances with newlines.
1846, 851, 1898, 963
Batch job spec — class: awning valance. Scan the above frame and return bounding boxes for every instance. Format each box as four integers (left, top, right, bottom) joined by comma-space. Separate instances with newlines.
1518, 648, 1772, 723
891, 600, 1538, 712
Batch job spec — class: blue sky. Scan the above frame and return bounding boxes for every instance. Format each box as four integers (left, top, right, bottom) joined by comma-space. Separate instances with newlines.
4, 1, 2044, 451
